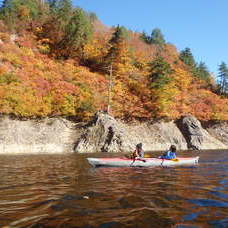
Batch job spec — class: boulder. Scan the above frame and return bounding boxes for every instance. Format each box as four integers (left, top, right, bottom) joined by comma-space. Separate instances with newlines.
176, 115, 226, 150
205, 121, 228, 146
74, 111, 128, 153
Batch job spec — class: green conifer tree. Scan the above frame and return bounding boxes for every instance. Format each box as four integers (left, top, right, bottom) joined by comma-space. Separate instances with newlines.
179, 47, 196, 68
149, 56, 173, 89
140, 30, 151, 44
0, 0, 46, 29
218, 62, 228, 95
150, 28, 166, 46
195, 62, 210, 82
105, 25, 127, 64
58, 7, 93, 59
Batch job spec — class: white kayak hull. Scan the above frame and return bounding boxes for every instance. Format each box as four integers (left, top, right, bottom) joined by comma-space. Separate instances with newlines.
87, 157, 199, 168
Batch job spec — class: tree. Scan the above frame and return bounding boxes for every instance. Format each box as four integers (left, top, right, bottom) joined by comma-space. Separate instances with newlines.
109, 25, 128, 45
46, 0, 58, 8
140, 28, 166, 46
148, 57, 175, 118
148, 56, 173, 89
56, 7, 93, 59
218, 62, 228, 95
179, 47, 196, 68
88, 12, 97, 22
54, 0, 72, 22
150, 28, 166, 46
140, 30, 150, 44
105, 25, 130, 69
0, 0, 47, 29
195, 62, 210, 82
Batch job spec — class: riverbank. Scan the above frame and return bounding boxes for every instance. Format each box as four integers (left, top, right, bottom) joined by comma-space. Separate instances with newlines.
0, 113, 227, 154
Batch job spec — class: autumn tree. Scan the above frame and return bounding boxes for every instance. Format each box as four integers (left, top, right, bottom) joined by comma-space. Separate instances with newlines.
37, 2, 93, 59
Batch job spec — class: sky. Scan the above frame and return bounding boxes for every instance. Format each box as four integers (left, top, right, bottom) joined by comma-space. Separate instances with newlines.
74, 0, 228, 76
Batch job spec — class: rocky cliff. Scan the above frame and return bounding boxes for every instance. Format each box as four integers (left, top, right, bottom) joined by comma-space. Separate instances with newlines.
0, 116, 80, 154
0, 113, 227, 154
74, 112, 227, 153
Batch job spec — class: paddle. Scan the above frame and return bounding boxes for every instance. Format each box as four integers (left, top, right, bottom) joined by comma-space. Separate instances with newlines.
130, 156, 147, 166
129, 151, 138, 166
144, 154, 151, 158
144, 154, 179, 161
171, 158, 179, 162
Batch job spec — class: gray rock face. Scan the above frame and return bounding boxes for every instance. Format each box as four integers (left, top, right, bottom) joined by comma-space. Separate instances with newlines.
178, 115, 204, 150
176, 115, 227, 150
0, 113, 227, 154
206, 122, 228, 145
74, 113, 227, 153
74, 112, 127, 153
73, 111, 189, 153
0, 116, 79, 154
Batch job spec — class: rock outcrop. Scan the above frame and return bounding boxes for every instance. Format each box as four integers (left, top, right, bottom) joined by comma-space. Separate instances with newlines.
0, 113, 227, 154
206, 121, 228, 145
73, 111, 189, 153
74, 112, 227, 153
74, 112, 128, 153
176, 115, 227, 150
0, 116, 80, 154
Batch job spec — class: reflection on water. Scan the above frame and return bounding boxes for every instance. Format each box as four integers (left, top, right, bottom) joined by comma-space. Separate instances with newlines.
0, 150, 227, 228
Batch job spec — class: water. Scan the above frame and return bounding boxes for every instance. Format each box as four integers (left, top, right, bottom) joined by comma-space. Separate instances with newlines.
0, 150, 227, 228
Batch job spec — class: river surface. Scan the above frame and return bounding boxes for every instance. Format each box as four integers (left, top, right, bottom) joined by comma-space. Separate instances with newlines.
0, 150, 227, 228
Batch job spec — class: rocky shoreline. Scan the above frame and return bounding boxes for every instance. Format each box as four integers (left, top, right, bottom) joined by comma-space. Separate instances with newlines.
0, 113, 227, 154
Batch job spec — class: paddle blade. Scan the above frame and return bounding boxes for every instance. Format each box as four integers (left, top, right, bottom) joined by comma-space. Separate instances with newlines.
144, 154, 152, 158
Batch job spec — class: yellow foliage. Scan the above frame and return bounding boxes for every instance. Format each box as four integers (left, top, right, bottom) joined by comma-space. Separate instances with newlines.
0, 52, 22, 67
17, 5, 30, 20
83, 39, 108, 59
35, 26, 43, 33
37, 44, 50, 54
0, 84, 52, 117
0, 28, 227, 121
0, 32, 10, 42
20, 47, 35, 57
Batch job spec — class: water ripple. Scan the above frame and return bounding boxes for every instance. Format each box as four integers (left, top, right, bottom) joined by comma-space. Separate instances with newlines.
0, 151, 227, 227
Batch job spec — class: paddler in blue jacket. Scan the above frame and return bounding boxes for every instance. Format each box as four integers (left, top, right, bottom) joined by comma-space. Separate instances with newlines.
160, 145, 177, 159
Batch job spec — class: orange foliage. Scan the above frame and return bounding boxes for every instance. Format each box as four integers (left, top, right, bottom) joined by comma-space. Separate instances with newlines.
0, 27, 227, 121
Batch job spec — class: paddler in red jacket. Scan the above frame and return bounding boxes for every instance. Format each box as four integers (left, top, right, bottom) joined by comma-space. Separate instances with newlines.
132, 143, 146, 162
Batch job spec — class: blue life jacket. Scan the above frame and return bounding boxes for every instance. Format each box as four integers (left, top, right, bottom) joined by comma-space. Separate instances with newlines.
161, 150, 176, 159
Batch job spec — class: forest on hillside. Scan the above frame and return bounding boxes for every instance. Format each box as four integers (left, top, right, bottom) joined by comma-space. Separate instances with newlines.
0, 0, 227, 121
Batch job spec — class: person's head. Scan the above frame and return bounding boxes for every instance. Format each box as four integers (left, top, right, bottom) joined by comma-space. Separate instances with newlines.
169, 145, 176, 152
136, 143, 142, 149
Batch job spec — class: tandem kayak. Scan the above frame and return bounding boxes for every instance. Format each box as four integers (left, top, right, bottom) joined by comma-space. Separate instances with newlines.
87, 157, 199, 168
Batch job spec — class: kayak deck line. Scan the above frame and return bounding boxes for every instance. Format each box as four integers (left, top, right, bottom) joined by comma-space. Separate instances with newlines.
87, 156, 200, 168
